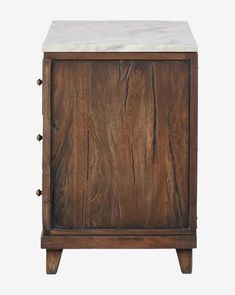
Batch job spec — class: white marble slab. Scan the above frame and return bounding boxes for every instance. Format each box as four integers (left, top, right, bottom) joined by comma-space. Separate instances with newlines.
42, 21, 197, 52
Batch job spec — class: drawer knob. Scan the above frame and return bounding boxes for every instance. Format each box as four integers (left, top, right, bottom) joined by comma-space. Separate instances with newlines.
37, 79, 42, 86
36, 189, 42, 196
36, 134, 43, 141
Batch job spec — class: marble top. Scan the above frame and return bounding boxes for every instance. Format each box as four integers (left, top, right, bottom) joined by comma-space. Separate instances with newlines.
42, 21, 197, 52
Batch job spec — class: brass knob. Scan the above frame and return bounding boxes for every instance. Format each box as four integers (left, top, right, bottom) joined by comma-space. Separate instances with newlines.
36, 189, 42, 196
36, 134, 43, 141
37, 79, 42, 86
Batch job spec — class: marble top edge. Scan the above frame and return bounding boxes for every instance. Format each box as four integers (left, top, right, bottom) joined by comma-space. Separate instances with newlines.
42, 20, 197, 52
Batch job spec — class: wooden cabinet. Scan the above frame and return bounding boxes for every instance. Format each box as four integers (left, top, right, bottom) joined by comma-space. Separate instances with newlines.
39, 21, 198, 274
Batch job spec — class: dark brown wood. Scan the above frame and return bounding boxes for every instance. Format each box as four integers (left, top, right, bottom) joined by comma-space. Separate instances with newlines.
42, 235, 196, 249
176, 249, 192, 273
189, 54, 198, 229
46, 249, 63, 274
44, 52, 193, 60
51, 60, 189, 229
42, 58, 52, 229
45, 228, 195, 236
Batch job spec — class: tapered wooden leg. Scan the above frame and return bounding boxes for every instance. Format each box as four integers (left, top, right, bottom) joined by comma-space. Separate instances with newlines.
176, 249, 192, 274
46, 249, 63, 274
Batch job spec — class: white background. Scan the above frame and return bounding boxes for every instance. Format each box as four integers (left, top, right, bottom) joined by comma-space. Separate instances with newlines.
0, 0, 234, 294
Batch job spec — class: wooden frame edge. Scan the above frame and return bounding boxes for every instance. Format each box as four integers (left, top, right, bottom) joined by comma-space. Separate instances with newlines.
189, 53, 198, 229
42, 58, 52, 229
41, 234, 196, 249
44, 52, 196, 60
41, 235, 196, 249
44, 228, 196, 236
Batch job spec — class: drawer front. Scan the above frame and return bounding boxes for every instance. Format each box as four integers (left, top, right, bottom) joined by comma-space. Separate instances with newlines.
48, 59, 191, 229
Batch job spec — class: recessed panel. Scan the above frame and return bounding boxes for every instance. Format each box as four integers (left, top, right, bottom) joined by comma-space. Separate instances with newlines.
51, 60, 189, 229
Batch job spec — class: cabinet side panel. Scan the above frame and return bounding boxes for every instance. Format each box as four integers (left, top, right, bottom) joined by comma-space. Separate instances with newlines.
51, 60, 189, 229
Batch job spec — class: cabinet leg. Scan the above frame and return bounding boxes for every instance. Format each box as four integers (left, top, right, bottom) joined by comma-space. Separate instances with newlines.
46, 249, 63, 274
176, 249, 192, 274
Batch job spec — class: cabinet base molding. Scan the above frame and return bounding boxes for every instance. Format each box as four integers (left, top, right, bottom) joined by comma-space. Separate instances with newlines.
42, 234, 196, 249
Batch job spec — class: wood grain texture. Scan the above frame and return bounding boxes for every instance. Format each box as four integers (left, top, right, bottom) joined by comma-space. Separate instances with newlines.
51, 60, 190, 229
45, 228, 195, 236
176, 249, 192, 273
189, 54, 198, 229
42, 58, 52, 229
42, 235, 196, 249
44, 52, 192, 60
46, 249, 62, 274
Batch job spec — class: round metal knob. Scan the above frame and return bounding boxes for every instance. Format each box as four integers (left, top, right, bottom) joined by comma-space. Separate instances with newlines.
36, 189, 42, 196
36, 134, 43, 141
37, 79, 42, 86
